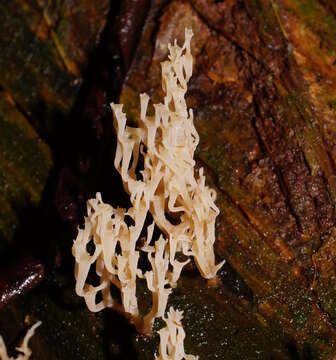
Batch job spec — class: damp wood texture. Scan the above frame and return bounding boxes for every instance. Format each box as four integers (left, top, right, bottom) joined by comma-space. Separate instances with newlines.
1, 1, 336, 359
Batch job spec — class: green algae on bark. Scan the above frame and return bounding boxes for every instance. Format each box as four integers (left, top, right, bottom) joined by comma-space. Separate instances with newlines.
0, 92, 52, 242
0, 0, 109, 138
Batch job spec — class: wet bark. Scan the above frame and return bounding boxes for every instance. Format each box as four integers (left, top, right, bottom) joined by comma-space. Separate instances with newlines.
1, 1, 336, 359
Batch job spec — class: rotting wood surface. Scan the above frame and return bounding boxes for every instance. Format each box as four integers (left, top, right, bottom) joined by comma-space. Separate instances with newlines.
1, 1, 336, 359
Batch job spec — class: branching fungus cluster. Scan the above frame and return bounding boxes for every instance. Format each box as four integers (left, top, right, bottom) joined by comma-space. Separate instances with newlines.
72, 28, 223, 357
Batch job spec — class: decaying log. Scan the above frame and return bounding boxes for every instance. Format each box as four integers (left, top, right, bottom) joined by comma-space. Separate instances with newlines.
1, 1, 336, 359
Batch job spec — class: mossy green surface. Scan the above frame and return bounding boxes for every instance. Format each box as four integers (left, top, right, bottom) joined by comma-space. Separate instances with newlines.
0, 92, 52, 241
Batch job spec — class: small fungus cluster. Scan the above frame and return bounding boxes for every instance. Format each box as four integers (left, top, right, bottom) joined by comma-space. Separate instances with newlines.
0, 322, 41, 360
156, 307, 198, 360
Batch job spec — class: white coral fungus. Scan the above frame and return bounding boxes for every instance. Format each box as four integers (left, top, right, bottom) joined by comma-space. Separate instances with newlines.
72, 28, 223, 335
155, 307, 198, 360
0, 321, 41, 360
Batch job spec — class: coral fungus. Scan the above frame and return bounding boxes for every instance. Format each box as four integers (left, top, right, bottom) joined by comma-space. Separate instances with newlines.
72, 28, 223, 339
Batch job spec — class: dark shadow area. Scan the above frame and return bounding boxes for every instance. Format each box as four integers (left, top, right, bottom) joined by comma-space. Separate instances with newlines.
302, 344, 315, 360
287, 339, 301, 360
286, 339, 316, 360
219, 260, 254, 304
103, 310, 138, 360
